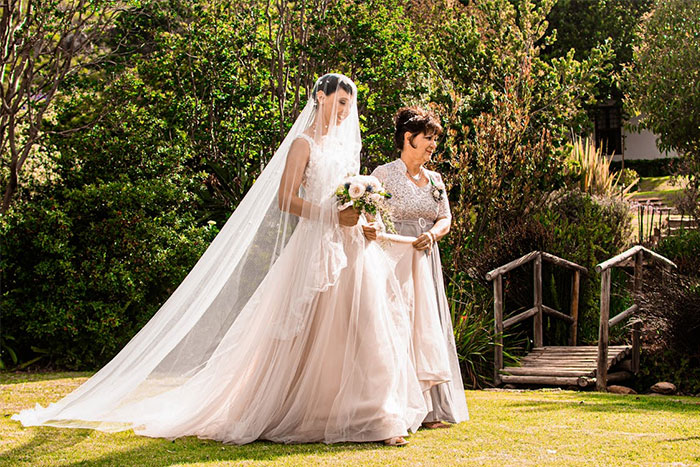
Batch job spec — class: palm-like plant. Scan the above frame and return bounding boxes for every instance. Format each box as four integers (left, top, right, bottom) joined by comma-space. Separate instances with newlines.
567, 135, 636, 197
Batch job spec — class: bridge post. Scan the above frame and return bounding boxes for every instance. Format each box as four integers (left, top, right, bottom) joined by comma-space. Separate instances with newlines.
632, 251, 644, 373
570, 270, 580, 346
597, 268, 611, 391
533, 253, 543, 348
493, 274, 504, 386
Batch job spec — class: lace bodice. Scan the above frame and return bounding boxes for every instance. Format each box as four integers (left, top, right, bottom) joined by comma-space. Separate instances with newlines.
371, 159, 450, 222
296, 133, 360, 202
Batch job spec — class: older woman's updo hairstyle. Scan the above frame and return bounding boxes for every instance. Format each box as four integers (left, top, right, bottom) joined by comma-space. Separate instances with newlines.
394, 106, 443, 151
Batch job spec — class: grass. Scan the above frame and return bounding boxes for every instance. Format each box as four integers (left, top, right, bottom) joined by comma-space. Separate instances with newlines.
630, 176, 686, 205
2, 372, 700, 466
627, 176, 689, 243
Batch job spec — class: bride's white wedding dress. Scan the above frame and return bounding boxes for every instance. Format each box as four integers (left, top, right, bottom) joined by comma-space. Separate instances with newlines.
13, 74, 455, 444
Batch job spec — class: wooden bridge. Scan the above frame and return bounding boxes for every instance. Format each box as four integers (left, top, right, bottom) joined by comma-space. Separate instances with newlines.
486, 246, 676, 391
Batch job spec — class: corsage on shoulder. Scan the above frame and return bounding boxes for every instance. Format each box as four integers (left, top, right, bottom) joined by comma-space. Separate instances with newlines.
429, 176, 445, 202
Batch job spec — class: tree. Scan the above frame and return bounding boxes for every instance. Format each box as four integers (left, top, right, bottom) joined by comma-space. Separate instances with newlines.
543, 0, 653, 100
624, 0, 700, 163
0, 0, 116, 213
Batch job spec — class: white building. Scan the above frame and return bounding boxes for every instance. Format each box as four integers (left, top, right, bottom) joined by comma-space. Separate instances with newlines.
595, 102, 678, 161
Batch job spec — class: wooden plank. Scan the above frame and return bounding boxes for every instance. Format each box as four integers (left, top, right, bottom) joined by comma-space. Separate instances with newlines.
500, 374, 593, 387
570, 270, 580, 346
521, 358, 603, 363
503, 307, 538, 329
501, 367, 595, 377
520, 365, 597, 370
485, 251, 540, 280
542, 305, 575, 324
595, 246, 643, 273
525, 355, 617, 360
521, 360, 614, 365
530, 346, 629, 351
540, 252, 588, 274
522, 357, 618, 362
525, 349, 630, 357
533, 253, 543, 348
526, 350, 627, 356
494, 274, 503, 386
520, 358, 600, 363
520, 361, 599, 365
597, 269, 611, 391
609, 304, 639, 327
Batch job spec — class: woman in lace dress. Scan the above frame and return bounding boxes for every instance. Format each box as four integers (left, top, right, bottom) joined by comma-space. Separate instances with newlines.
365, 106, 469, 428
13, 75, 447, 446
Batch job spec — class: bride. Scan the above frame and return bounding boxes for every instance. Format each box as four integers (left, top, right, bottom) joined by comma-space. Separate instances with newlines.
13, 74, 453, 446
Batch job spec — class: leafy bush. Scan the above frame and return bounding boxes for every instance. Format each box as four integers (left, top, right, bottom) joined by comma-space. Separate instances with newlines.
616, 168, 640, 191
610, 158, 677, 177
655, 230, 700, 278
0, 182, 216, 368
637, 270, 700, 394
536, 189, 632, 343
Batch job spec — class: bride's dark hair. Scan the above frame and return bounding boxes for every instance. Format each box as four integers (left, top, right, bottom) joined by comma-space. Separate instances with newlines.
394, 107, 442, 151
312, 74, 354, 102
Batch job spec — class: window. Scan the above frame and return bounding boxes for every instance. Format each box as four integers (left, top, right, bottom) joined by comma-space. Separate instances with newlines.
595, 104, 622, 155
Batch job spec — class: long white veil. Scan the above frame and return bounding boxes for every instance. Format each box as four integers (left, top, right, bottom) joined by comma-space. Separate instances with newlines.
13, 73, 364, 431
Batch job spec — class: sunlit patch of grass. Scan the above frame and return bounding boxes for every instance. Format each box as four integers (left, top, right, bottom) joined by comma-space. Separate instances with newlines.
2, 373, 700, 466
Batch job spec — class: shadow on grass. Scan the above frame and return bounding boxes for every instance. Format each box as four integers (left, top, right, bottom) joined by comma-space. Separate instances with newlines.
4, 426, 387, 466
0, 371, 93, 385
665, 436, 700, 442
498, 393, 700, 417
1, 426, 93, 462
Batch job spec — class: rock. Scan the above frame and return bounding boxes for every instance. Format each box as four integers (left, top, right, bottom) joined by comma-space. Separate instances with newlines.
650, 382, 677, 395
607, 385, 637, 395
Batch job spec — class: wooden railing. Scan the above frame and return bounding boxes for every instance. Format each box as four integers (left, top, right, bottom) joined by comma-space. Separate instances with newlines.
594, 245, 677, 391
486, 251, 588, 385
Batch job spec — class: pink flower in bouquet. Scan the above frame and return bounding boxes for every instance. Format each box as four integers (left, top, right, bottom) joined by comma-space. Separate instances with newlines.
348, 183, 365, 199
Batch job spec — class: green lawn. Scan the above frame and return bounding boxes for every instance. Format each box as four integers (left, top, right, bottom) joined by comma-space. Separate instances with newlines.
630, 176, 686, 205
2, 373, 700, 466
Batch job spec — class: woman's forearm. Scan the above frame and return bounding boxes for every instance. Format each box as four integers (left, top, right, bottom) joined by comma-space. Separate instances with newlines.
428, 217, 451, 241
279, 193, 320, 219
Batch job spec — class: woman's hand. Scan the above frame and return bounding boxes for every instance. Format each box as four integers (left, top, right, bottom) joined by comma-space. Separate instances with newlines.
338, 206, 360, 226
412, 232, 434, 251
362, 223, 378, 241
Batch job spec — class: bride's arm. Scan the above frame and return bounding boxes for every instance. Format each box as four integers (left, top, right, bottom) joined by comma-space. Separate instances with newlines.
278, 138, 359, 226
278, 138, 317, 218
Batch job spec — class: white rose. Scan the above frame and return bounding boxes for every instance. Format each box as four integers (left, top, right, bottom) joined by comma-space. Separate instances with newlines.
370, 193, 383, 204
365, 176, 382, 192
349, 183, 365, 199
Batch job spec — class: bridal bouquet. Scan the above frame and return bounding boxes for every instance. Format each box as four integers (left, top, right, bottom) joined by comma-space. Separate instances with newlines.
335, 175, 396, 233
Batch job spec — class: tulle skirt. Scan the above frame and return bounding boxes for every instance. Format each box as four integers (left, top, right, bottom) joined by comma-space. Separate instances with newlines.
392, 219, 469, 424
15, 222, 448, 444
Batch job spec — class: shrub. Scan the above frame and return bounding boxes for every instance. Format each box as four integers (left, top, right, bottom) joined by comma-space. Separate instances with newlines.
655, 230, 700, 278
0, 180, 216, 369
535, 189, 632, 344
637, 270, 700, 394
617, 168, 640, 191
610, 158, 677, 177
